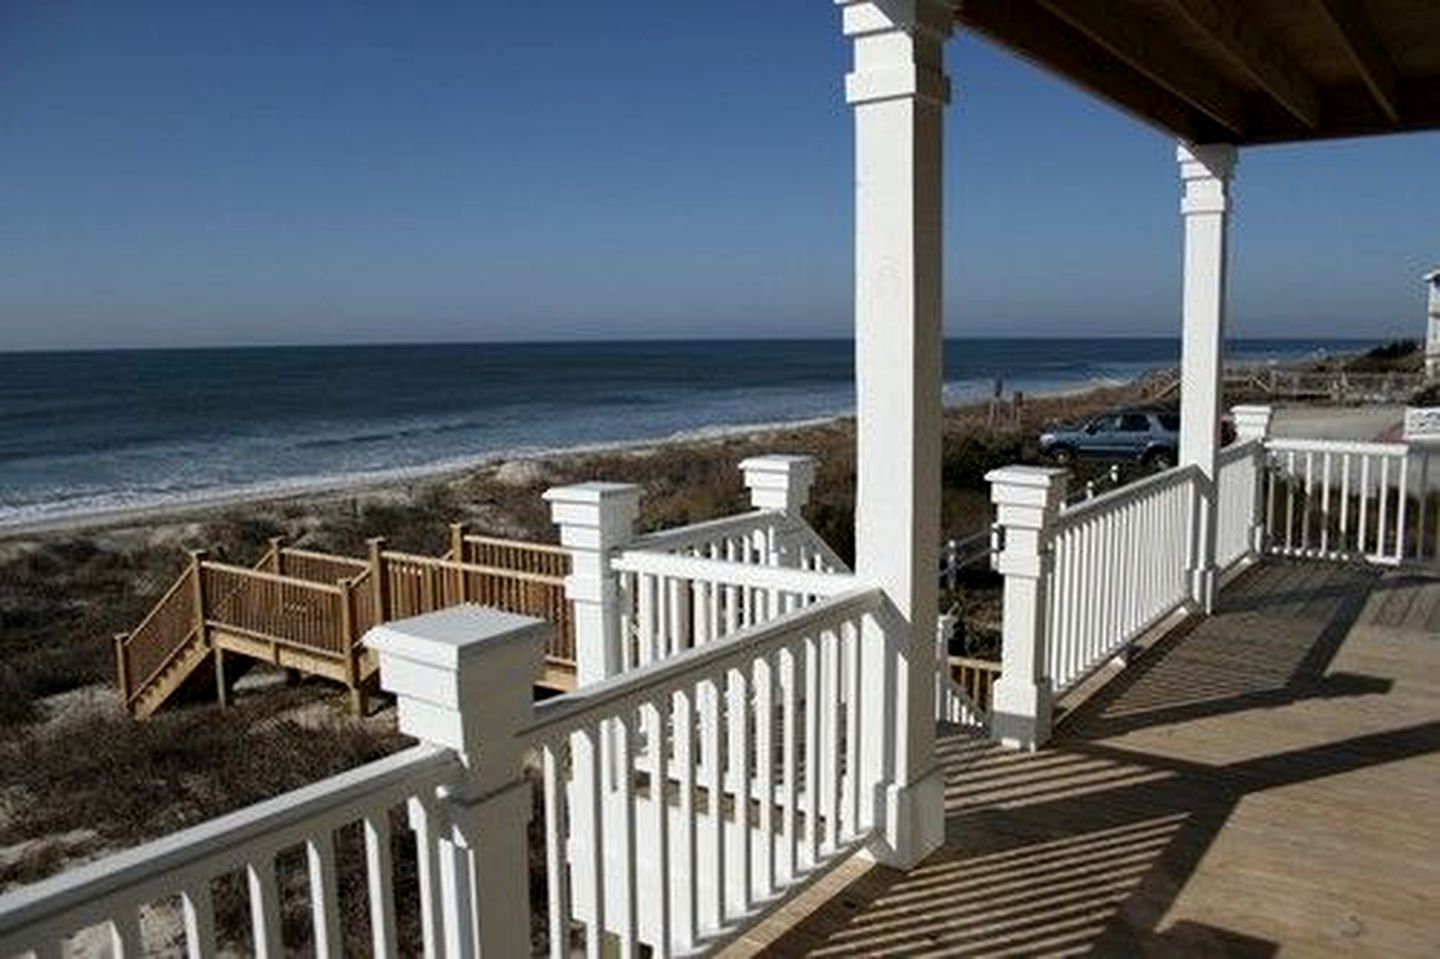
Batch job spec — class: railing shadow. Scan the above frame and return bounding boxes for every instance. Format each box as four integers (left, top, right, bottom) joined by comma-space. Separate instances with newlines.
1060, 560, 1386, 740
752, 561, 1438, 957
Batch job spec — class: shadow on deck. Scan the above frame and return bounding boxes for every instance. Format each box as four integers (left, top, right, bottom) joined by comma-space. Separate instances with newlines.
731, 560, 1440, 957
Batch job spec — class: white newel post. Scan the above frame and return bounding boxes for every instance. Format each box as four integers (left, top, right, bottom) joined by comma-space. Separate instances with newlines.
987, 466, 1067, 751
544, 482, 641, 686
367, 606, 548, 958
741, 454, 816, 566
1232, 404, 1274, 555
838, 0, 949, 868
1177, 142, 1238, 614
1425, 269, 1440, 380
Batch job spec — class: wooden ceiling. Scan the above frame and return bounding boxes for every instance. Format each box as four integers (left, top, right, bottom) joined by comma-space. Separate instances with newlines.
953, 0, 1440, 145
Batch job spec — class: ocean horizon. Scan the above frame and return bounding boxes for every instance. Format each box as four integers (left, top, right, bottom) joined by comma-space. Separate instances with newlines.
0, 336, 1370, 528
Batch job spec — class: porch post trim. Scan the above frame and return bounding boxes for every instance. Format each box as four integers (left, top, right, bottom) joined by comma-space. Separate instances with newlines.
1177, 141, 1238, 613
838, 0, 951, 869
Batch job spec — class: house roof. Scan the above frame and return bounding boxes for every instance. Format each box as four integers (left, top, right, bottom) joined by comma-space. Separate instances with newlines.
953, 0, 1440, 146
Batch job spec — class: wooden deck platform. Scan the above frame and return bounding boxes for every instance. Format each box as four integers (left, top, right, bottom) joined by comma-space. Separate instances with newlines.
729, 560, 1440, 957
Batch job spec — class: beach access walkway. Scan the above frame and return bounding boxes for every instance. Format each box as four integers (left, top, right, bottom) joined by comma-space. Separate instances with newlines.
113, 525, 575, 717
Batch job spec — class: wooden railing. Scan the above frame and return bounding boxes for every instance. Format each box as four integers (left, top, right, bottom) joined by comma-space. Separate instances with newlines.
274, 545, 369, 585
202, 560, 349, 657
376, 548, 575, 664
117, 529, 581, 716
460, 530, 571, 578
114, 563, 199, 705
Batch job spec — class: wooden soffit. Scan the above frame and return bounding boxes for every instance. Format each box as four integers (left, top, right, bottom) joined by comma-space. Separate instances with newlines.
953, 0, 1440, 145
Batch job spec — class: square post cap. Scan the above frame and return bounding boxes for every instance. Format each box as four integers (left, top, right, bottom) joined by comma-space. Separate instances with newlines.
543, 482, 641, 549
985, 466, 1069, 508
1231, 405, 1274, 441
740, 455, 816, 514
365, 605, 546, 754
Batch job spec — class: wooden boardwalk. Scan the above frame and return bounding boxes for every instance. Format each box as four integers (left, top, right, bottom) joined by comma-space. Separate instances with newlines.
729, 560, 1440, 957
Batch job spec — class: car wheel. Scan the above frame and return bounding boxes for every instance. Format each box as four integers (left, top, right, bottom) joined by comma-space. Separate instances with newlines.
1146, 448, 1175, 471
1050, 445, 1075, 465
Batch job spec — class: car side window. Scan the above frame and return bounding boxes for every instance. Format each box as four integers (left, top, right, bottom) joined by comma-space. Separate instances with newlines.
1087, 416, 1115, 434
1158, 413, 1180, 431
1119, 413, 1149, 432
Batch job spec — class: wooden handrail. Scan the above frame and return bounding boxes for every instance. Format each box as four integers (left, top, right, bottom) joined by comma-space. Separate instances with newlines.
463, 533, 568, 556
119, 566, 194, 652
199, 560, 347, 594
381, 549, 566, 586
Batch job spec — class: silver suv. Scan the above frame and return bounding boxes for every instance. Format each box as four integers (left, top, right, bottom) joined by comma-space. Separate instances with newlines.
1039, 409, 1180, 469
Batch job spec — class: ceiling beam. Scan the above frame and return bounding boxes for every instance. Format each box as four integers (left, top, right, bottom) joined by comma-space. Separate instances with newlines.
1038, 0, 1247, 138
955, 0, 1223, 143
1311, 0, 1401, 123
1165, 0, 1321, 130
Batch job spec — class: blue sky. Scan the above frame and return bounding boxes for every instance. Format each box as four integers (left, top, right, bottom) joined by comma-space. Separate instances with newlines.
1, 1, 1435, 350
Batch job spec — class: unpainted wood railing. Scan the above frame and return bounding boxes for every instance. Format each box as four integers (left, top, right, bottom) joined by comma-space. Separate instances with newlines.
116, 529, 579, 715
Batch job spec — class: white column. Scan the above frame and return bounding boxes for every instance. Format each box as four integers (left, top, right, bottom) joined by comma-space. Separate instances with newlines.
838, 0, 950, 868
367, 606, 549, 958
986, 466, 1067, 751
543, 482, 640, 686
1426, 269, 1440, 380
1177, 142, 1238, 614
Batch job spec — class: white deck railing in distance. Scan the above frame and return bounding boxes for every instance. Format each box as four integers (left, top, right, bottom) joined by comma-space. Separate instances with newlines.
1264, 438, 1410, 565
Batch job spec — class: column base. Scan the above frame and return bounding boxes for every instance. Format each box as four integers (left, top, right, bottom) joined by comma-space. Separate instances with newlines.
1190, 565, 1216, 614
990, 676, 1053, 751
864, 767, 946, 869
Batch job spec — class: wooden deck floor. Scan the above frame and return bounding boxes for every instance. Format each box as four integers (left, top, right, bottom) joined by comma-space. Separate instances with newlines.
729, 560, 1440, 957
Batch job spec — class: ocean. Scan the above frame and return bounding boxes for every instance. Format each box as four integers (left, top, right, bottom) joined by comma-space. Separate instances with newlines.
0, 338, 1365, 528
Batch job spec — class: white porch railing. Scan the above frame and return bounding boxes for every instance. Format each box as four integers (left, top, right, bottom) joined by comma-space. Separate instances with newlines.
1262, 437, 1411, 564
0, 745, 462, 958
1216, 438, 1264, 570
1046, 465, 1198, 695
523, 586, 887, 955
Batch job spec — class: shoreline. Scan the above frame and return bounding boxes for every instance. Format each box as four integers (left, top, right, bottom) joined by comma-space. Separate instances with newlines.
0, 377, 1133, 542
0, 344, 1372, 543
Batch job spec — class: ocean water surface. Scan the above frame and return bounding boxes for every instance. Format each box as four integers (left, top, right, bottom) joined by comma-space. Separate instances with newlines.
0, 338, 1365, 527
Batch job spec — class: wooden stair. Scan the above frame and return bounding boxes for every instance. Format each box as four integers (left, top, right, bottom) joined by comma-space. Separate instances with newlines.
129, 630, 210, 719
116, 532, 577, 717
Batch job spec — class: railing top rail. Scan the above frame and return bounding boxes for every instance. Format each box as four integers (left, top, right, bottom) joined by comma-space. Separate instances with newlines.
611, 549, 858, 597
461, 533, 569, 556
199, 560, 347, 595
381, 549, 566, 586
0, 745, 459, 941
277, 546, 369, 568
628, 508, 780, 554
120, 565, 193, 649
1265, 437, 1409, 457
519, 587, 882, 745
1056, 463, 1201, 528
1216, 437, 1263, 466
